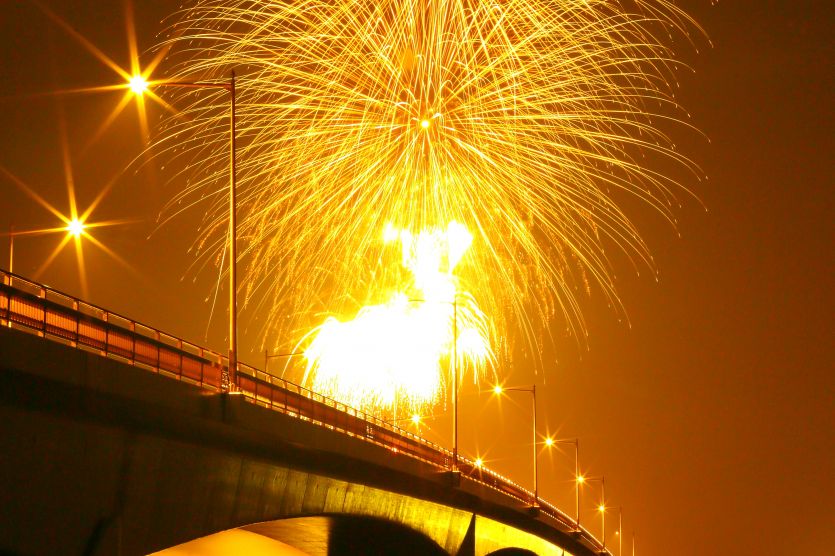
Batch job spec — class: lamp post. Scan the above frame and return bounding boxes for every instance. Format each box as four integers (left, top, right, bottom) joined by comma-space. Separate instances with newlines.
492, 384, 539, 505
584, 475, 606, 552
131, 71, 238, 392
550, 437, 581, 529
610, 506, 623, 556
409, 295, 459, 473
452, 295, 458, 473
6, 220, 86, 275
386, 413, 428, 427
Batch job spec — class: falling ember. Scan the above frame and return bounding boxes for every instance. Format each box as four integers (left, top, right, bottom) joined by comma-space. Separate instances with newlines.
302, 222, 493, 415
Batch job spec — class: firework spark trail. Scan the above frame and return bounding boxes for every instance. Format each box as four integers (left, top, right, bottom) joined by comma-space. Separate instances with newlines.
156, 0, 705, 370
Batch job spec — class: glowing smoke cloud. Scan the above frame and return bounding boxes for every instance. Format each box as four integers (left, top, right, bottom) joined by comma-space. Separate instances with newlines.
302, 223, 492, 415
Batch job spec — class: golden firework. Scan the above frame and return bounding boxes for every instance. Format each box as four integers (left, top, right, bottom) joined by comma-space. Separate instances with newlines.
157, 0, 704, 374
301, 222, 492, 414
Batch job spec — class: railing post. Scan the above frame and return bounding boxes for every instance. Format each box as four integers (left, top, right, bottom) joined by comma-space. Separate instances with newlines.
103, 312, 109, 355
72, 300, 79, 346
130, 321, 136, 364
177, 339, 184, 379
199, 348, 206, 386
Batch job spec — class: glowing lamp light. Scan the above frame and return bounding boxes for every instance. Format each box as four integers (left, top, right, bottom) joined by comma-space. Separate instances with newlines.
474, 458, 483, 468
598, 504, 606, 513
66, 219, 85, 237
545, 437, 554, 447
493, 385, 503, 395
129, 75, 149, 95
420, 119, 430, 129
410, 414, 421, 425
577, 475, 585, 484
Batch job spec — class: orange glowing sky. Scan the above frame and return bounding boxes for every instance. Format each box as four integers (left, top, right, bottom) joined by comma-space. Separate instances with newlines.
0, 1, 832, 554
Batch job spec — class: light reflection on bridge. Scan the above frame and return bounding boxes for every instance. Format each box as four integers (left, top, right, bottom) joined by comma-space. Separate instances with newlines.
0, 269, 609, 554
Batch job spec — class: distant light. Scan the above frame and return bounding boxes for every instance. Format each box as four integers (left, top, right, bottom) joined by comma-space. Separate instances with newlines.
410, 414, 421, 425
420, 119, 430, 129
129, 75, 148, 95
67, 219, 85, 237
474, 458, 483, 468
615, 531, 620, 536
598, 504, 606, 513
576, 475, 585, 484
545, 437, 554, 447
493, 385, 503, 395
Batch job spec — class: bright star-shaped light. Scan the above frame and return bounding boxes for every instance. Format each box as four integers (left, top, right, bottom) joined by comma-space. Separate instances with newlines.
474, 458, 483, 468
128, 74, 148, 95
420, 119, 430, 129
410, 414, 421, 425
545, 437, 554, 447
493, 385, 503, 395
66, 218, 85, 237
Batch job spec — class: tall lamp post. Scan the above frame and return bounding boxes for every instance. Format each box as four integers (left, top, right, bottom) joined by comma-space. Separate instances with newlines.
130, 72, 238, 392
549, 437, 581, 529
611, 506, 623, 556
6, 220, 87, 275
584, 475, 606, 552
451, 295, 458, 473
409, 295, 459, 473
492, 384, 539, 505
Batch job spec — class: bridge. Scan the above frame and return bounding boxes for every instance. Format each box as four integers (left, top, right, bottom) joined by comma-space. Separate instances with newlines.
0, 269, 608, 555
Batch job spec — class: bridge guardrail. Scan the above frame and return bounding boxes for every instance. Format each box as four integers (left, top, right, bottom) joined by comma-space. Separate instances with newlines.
0, 269, 601, 552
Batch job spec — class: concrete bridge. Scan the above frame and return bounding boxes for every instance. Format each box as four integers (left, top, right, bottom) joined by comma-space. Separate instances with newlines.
0, 271, 606, 555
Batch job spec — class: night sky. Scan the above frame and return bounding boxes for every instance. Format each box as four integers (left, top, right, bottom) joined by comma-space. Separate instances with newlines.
1, 1, 832, 554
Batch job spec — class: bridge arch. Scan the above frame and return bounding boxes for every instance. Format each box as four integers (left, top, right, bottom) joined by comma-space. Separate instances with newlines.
157, 515, 448, 555
487, 549, 539, 556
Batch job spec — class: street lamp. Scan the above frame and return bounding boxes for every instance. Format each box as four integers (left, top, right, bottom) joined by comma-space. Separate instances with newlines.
6, 220, 87, 275
387, 413, 425, 427
130, 71, 239, 392
548, 437, 581, 530
409, 295, 460, 473
617, 506, 622, 556
492, 384, 540, 505
583, 475, 606, 552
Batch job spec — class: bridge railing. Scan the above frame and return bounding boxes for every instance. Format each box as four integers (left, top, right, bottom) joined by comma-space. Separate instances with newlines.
0, 269, 601, 552
1, 271, 224, 389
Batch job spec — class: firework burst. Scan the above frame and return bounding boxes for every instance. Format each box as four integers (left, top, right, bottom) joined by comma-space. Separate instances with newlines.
301, 222, 493, 414
156, 0, 704, 374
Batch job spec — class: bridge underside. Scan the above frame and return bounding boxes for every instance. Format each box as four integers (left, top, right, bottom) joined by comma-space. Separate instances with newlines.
0, 326, 583, 555
156, 516, 538, 555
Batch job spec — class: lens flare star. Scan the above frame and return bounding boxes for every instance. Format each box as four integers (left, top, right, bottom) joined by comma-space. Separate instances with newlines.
32, 1, 173, 148
66, 218, 86, 237
128, 75, 149, 96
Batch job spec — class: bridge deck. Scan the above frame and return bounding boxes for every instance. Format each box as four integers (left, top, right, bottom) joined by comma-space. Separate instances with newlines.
0, 269, 606, 554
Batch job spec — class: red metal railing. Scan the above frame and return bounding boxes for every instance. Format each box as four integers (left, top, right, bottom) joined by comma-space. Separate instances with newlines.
0, 269, 604, 552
